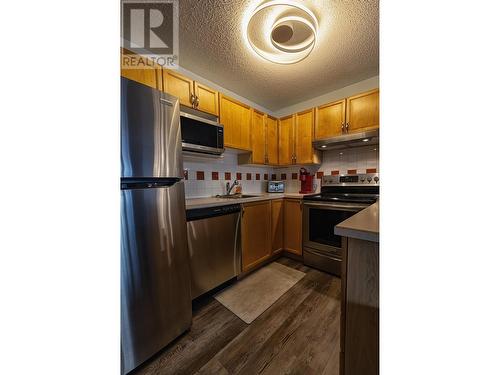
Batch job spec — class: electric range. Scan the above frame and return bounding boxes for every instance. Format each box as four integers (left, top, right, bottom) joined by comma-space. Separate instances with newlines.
302, 173, 379, 276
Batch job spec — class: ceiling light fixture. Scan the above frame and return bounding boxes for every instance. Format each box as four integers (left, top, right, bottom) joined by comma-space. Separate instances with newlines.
243, 0, 319, 64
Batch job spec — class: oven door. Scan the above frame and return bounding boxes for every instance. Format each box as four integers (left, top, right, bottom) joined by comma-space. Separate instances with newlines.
302, 201, 368, 275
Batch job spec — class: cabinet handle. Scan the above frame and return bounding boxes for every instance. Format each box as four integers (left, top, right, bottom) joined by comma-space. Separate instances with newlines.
341, 122, 345, 133
346, 122, 349, 132
190, 94, 196, 106
195, 96, 200, 108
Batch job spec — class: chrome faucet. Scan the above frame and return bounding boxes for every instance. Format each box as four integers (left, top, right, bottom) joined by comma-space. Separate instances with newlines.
226, 180, 239, 195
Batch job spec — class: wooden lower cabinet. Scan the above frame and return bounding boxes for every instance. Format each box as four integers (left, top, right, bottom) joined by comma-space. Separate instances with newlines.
340, 237, 379, 375
241, 201, 272, 271
283, 199, 303, 255
271, 199, 284, 254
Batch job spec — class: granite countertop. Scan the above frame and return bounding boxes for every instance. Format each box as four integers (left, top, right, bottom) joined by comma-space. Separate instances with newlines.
334, 201, 379, 242
186, 193, 308, 210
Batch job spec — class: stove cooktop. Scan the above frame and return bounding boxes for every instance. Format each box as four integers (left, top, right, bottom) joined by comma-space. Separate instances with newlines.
303, 193, 378, 204
302, 173, 380, 204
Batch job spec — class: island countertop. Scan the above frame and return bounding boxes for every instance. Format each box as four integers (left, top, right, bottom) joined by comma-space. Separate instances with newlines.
334, 201, 379, 242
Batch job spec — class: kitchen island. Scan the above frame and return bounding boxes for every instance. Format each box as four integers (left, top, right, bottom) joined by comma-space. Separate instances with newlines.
335, 201, 379, 375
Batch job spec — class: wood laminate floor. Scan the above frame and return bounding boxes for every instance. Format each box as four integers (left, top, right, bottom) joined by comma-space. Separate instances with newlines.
133, 258, 341, 375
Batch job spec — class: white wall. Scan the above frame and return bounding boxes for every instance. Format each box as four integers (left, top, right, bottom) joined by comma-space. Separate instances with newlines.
184, 145, 379, 197
273, 76, 379, 117
183, 151, 273, 198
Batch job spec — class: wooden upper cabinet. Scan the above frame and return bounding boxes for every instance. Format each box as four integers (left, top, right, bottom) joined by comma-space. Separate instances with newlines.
271, 199, 284, 254
278, 115, 295, 166
284, 199, 302, 255
346, 89, 379, 133
162, 70, 194, 107
240, 106, 252, 151
219, 94, 252, 150
266, 116, 279, 165
120, 49, 161, 90
315, 99, 346, 140
194, 82, 219, 116
295, 109, 315, 164
241, 201, 272, 272
251, 110, 266, 164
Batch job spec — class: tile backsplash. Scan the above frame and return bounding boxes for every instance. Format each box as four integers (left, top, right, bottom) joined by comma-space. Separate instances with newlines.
183, 145, 379, 198
183, 152, 272, 198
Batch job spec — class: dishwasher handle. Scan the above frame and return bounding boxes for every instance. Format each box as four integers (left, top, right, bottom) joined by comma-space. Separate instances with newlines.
186, 204, 241, 221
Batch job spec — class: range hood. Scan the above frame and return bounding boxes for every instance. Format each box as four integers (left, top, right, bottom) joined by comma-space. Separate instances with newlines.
313, 128, 379, 151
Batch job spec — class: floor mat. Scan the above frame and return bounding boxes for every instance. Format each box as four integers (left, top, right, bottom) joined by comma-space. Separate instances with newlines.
214, 262, 306, 324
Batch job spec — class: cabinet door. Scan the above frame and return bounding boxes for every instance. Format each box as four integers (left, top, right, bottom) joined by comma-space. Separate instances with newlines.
162, 70, 194, 107
266, 116, 279, 165
121, 49, 161, 90
295, 109, 315, 164
241, 201, 272, 271
240, 104, 252, 151
278, 115, 295, 166
346, 89, 379, 133
251, 111, 266, 164
271, 199, 284, 254
284, 199, 302, 255
219, 94, 252, 151
219, 95, 238, 148
315, 99, 346, 140
194, 82, 219, 116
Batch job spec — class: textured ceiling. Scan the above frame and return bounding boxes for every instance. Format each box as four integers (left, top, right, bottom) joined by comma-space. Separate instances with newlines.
179, 0, 379, 112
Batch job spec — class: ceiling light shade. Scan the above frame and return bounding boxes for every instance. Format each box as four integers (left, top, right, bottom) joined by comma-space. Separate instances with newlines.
244, 0, 319, 64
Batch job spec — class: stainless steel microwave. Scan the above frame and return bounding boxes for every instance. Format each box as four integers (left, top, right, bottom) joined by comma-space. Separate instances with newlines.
180, 112, 224, 155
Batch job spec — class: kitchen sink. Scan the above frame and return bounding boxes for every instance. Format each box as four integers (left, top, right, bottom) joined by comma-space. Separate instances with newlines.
216, 194, 259, 199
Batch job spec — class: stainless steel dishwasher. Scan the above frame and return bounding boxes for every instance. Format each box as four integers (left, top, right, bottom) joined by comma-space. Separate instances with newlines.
186, 204, 241, 299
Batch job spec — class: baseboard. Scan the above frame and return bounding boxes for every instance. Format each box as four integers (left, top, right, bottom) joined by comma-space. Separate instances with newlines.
282, 250, 303, 262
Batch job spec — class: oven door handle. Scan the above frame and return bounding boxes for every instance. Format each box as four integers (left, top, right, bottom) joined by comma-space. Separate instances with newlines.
302, 201, 369, 211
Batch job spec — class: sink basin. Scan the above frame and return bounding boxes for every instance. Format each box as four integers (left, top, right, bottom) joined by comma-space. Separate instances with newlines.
216, 194, 259, 199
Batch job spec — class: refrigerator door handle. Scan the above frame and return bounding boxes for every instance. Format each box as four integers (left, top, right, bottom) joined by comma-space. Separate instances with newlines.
160, 98, 174, 106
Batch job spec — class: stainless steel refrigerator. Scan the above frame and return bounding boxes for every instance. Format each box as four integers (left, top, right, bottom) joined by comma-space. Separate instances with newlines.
121, 77, 192, 374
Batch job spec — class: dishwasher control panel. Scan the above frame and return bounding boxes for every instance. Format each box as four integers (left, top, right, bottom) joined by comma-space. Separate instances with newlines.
186, 203, 241, 221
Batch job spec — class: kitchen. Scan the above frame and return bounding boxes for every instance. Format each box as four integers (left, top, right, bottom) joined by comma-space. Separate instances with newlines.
4, 0, 500, 374
4, 1, 500, 374
121, 1, 379, 374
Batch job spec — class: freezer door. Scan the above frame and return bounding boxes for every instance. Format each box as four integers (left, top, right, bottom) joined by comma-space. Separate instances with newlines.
121, 77, 183, 178
121, 181, 191, 373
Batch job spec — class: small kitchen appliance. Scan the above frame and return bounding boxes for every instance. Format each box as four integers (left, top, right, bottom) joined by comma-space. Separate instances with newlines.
299, 168, 314, 194
267, 180, 285, 193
